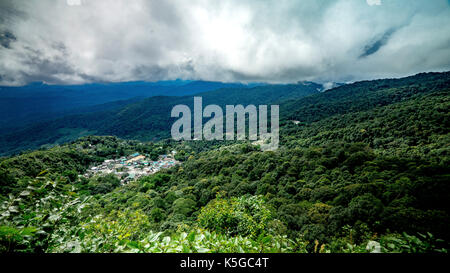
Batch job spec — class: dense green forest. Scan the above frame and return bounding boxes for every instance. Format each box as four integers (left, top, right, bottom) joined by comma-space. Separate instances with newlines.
0, 72, 449, 253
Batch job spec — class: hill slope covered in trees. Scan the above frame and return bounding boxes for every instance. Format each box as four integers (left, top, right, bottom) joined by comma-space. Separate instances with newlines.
0, 72, 449, 253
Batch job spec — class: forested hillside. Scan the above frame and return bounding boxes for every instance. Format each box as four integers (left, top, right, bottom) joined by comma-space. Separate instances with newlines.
0, 83, 321, 155
0, 72, 448, 253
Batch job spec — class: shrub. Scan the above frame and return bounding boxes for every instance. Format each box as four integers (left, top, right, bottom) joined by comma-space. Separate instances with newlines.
197, 195, 272, 238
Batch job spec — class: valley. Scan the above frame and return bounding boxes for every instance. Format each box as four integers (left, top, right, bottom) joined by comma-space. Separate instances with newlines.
0, 72, 448, 253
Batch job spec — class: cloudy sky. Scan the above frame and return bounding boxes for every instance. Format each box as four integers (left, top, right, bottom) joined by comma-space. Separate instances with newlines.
0, 0, 449, 86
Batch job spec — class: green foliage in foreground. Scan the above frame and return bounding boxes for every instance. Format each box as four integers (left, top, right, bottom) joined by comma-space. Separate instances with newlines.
197, 194, 272, 238
0, 173, 87, 252
0, 177, 446, 253
52, 222, 301, 253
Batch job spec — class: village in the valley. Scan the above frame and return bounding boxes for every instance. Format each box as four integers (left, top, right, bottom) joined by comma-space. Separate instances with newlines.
83, 151, 180, 184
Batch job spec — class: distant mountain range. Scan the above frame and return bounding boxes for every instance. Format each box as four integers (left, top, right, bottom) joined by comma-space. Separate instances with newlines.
0, 82, 323, 155
0, 80, 265, 130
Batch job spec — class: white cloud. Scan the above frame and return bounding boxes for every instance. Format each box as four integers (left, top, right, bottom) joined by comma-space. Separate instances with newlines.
0, 0, 449, 86
367, 0, 382, 6
66, 0, 82, 6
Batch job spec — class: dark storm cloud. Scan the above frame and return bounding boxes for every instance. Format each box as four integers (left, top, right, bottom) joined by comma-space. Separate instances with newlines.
360, 28, 397, 58
0, 0, 449, 86
0, 31, 16, 49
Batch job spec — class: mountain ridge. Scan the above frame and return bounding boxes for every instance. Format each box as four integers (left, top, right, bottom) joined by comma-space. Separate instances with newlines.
0, 80, 262, 130
0, 82, 322, 155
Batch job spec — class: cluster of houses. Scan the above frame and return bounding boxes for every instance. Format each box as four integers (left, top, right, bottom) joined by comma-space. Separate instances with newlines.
84, 151, 179, 184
